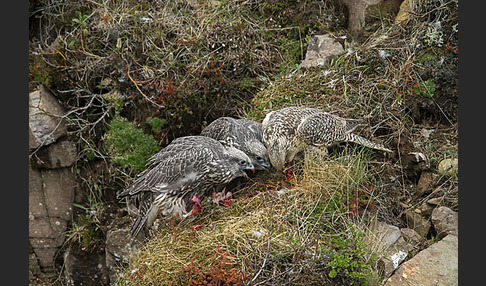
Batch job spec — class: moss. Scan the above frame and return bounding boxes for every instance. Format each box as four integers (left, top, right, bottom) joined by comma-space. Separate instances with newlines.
103, 114, 160, 172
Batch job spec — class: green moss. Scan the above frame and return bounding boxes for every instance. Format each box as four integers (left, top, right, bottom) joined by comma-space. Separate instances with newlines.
146, 117, 168, 133
103, 114, 160, 172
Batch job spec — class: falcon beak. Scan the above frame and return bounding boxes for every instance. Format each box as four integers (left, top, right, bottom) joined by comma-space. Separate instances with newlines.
260, 161, 271, 171
243, 164, 255, 177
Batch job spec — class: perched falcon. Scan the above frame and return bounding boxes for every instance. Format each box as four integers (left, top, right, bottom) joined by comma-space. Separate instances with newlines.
262, 106, 392, 171
117, 136, 254, 237
201, 117, 270, 171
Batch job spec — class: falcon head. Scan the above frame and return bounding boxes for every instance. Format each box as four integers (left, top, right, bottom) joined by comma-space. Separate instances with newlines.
223, 146, 255, 178
246, 141, 271, 170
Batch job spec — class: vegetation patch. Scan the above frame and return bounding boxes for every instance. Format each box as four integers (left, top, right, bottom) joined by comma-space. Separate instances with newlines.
103, 114, 160, 172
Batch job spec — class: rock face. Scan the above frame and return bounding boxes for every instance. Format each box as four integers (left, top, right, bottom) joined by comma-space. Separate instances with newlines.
385, 234, 458, 286
29, 85, 67, 150
105, 228, 139, 282
299, 34, 345, 68
30, 139, 77, 169
29, 85, 77, 273
64, 243, 110, 286
29, 165, 76, 271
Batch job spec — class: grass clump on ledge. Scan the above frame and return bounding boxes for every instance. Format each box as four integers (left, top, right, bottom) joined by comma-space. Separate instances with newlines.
116, 147, 386, 285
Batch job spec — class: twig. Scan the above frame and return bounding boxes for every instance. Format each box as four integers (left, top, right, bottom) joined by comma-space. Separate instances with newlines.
246, 198, 274, 285
126, 66, 166, 109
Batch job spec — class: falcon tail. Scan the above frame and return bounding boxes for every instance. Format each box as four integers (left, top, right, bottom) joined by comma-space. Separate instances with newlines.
345, 133, 392, 152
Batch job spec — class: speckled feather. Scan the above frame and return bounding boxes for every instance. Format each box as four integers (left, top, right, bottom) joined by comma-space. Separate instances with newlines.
117, 136, 253, 237
262, 106, 392, 171
201, 117, 270, 170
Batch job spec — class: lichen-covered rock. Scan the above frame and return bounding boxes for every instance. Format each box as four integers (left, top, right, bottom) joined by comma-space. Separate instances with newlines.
300, 34, 345, 68
437, 158, 458, 176
29, 85, 67, 150
64, 243, 110, 286
385, 234, 458, 286
368, 221, 421, 278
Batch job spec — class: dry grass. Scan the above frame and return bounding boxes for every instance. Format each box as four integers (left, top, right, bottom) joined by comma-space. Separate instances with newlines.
116, 147, 387, 285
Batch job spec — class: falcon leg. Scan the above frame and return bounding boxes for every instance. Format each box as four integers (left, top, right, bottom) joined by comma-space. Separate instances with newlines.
211, 187, 233, 207
190, 195, 203, 215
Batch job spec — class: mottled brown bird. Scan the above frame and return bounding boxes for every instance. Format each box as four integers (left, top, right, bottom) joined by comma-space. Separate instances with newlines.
262, 106, 392, 171
117, 136, 254, 237
201, 117, 270, 170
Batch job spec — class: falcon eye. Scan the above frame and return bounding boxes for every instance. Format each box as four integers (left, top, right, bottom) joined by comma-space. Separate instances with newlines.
239, 160, 248, 166
255, 156, 264, 162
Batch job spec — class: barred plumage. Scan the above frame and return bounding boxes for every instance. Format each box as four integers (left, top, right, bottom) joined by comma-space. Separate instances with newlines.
262, 106, 392, 171
201, 117, 270, 170
117, 136, 254, 237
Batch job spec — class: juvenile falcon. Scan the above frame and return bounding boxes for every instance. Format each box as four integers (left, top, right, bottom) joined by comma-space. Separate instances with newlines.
117, 136, 254, 237
201, 117, 270, 170
262, 106, 392, 171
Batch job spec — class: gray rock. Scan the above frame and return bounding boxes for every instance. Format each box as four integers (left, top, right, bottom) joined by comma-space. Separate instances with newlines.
64, 243, 110, 286
437, 158, 458, 176
400, 228, 422, 250
299, 34, 345, 68
105, 228, 139, 283
29, 85, 67, 150
385, 234, 458, 286
403, 209, 431, 238
30, 139, 77, 169
29, 164, 76, 271
431, 206, 458, 239
368, 221, 418, 278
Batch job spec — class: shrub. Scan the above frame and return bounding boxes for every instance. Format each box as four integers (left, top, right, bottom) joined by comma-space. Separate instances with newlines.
103, 114, 160, 172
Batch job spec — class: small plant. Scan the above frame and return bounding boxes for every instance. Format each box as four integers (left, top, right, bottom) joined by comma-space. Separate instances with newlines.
423, 25, 444, 47
177, 247, 250, 286
72, 10, 89, 28
103, 114, 160, 172
412, 78, 435, 98
146, 117, 168, 133
327, 234, 377, 284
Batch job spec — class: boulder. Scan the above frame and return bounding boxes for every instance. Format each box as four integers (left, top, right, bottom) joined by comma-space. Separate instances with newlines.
299, 34, 345, 68
437, 158, 458, 176
29, 164, 76, 271
105, 228, 139, 283
29, 85, 67, 150
385, 234, 458, 286
403, 209, 431, 238
30, 139, 77, 169
368, 221, 421, 278
431, 206, 458, 239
